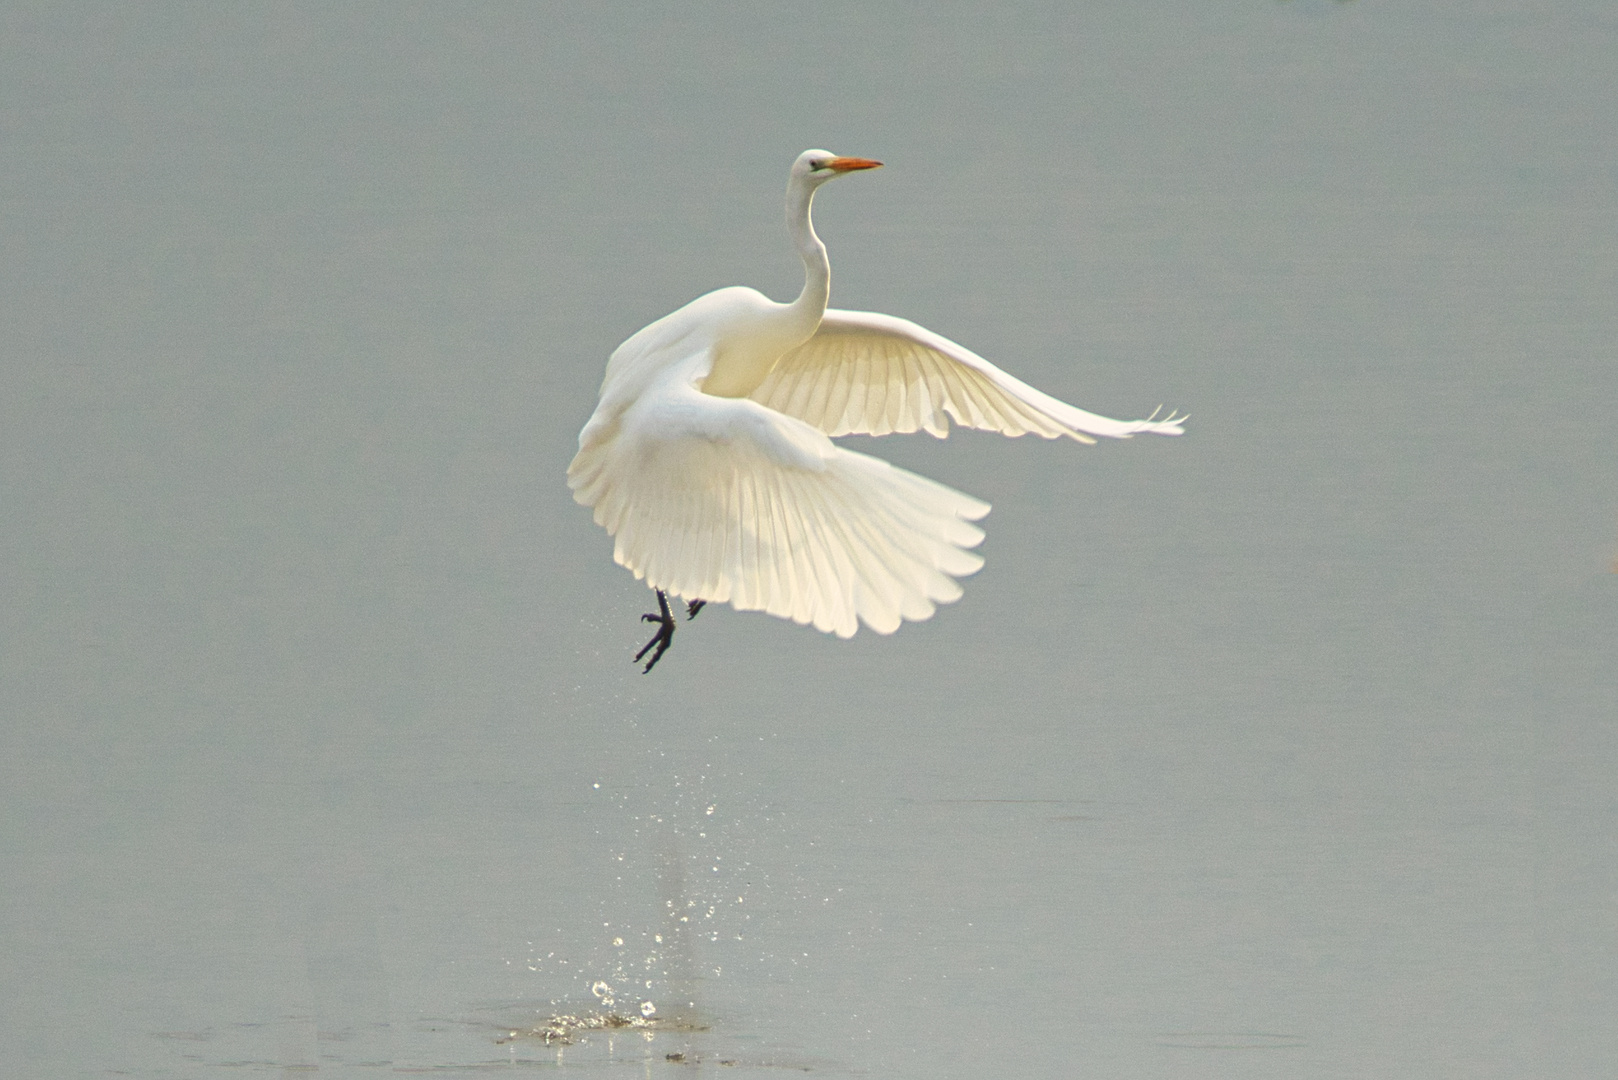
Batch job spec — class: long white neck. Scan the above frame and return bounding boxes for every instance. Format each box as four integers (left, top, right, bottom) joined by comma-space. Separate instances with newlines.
783, 176, 829, 340
696, 174, 830, 399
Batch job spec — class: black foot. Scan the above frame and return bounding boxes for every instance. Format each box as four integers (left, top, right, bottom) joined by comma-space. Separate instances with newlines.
635, 590, 677, 673
686, 599, 706, 620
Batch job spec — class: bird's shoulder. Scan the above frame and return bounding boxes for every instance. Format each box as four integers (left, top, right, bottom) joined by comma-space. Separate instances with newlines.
652, 286, 779, 346
612, 287, 770, 359
600, 287, 773, 396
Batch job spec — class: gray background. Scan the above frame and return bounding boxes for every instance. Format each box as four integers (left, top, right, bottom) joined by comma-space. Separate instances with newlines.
3, 2, 1614, 1077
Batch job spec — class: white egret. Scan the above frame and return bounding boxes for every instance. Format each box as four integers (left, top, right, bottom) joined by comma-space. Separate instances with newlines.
569, 150, 1184, 670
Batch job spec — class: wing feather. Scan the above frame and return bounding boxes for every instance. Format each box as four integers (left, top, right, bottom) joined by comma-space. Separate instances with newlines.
879, 346, 904, 431
568, 365, 989, 638
732, 467, 755, 610
804, 358, 838, 436
752, 309, 1185, 443
917, 349, 950, 436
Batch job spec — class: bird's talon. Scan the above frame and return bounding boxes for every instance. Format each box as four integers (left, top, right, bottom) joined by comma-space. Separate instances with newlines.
635, 590, 678, 672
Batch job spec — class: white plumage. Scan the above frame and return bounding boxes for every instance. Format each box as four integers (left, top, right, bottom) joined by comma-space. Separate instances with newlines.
569, 150, 1183, 646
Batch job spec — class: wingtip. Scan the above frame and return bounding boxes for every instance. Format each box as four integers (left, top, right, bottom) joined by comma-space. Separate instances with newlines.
1140, 406, 1188, 436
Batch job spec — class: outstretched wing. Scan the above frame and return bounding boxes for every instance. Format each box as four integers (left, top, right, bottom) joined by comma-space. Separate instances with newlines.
568, 357, 990, 639
749, 309, 1186, 443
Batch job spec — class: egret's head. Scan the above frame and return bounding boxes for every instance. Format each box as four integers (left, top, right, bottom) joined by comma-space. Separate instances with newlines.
793, 149, 883, 188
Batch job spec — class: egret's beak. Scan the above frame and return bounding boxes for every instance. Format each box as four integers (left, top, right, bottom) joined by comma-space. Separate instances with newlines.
826, 157, 883, 172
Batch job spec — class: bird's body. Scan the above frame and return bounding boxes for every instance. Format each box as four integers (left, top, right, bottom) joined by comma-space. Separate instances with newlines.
569, 151, 1182, 663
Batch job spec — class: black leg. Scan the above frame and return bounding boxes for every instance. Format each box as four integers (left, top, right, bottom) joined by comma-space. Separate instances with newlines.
686, 599, 706, 620
635, 590, 677, 673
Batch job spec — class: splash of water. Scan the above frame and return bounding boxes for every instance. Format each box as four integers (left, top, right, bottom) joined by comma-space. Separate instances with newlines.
499, 1005, 706, 1047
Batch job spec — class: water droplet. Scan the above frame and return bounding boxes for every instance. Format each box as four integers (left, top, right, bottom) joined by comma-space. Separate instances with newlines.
640, 1001, 656, 1017
612, 937, 624, 947
590, 981, 615, 1007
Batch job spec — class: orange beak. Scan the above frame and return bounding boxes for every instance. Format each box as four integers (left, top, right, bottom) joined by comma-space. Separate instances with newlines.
826, 156, 883, 172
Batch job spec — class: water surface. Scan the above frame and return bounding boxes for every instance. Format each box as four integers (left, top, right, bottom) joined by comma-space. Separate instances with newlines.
2, 2, 1614, 1077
